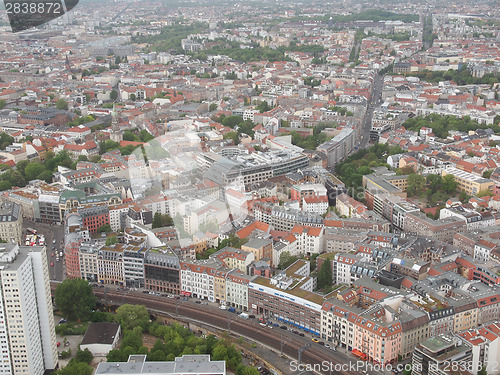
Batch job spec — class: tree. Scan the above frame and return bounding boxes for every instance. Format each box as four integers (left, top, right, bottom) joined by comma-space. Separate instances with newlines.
278, 251, 299, 270
407, 174, 426, 197
116, 305, 150, 331
56, 99, 68, 110
152, 212, 163, 229
97, 224, 112, 233
24, 162, 45, 181
129, 93, 136, 101
441, 174, 458, 194
54, 278, 96, 321
110, 90, 118, 101
209, 103, 217, 111
317, 259, 332, 289
105, 236, 118, 246
75, 348, 93, 364
54, 360, 93, 375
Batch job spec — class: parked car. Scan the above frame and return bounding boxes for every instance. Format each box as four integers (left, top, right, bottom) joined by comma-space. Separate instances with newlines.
324, 344, 330, 349
318, 341, 325, 346
228, 307, 236, 313
248, 314, 255, 319
59, 319, 66, 324
259, 322, 266, 327
195, 300, 201, 304
298, 333, 305, 337
50, 262, 53, 266
142, 290, 149, 294
312, 338, 319, 343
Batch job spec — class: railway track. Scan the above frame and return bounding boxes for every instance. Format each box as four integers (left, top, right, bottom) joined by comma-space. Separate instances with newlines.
50, 283, 360, 375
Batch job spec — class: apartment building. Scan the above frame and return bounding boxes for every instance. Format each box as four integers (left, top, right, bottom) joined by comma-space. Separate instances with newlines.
180, 260, 217, 301
458, 322, 500, 375
241, 238, 272, 262
225, 270, 251, 311
0, 202, 22, 244
0, 244, 58, 375
333, 252, 360, 284
353, 306, 402, 365
290, 225, 324, 256
98, 246, 124, 286
403, 211, 466, 243
210, 247, 254, 274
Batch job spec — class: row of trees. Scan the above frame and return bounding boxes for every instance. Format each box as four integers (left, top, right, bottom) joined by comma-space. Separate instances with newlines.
403, 114, 500, 139
406, 65, 499, 86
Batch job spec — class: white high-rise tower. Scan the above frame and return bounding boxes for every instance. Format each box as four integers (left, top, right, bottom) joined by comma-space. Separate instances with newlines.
0, 244, 58, 375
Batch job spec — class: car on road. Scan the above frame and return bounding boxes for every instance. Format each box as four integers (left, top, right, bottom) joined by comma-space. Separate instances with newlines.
51, 253, 54, 257
50, 262, 53, 266
312, 338, 319, 343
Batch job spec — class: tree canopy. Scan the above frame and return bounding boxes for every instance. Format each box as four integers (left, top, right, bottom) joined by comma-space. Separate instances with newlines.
54, 278, 96, 321
116, 304, 150, 331
317, 259, 332, 290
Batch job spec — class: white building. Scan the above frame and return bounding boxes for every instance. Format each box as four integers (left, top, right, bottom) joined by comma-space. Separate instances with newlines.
290, 225, 324, 256
0, 244, 58, 375
333, 252, 360, 284
225, 270, 250, 311
302, 196, 329, 214
180, 260, 216, 302
459, 322, 500, 375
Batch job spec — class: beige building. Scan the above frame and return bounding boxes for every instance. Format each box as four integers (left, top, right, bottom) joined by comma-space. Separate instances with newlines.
0, 202, 22, 243
442, 167, 494, 196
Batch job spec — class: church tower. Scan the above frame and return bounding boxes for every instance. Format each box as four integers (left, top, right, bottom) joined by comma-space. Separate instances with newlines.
110, 105, 122, 142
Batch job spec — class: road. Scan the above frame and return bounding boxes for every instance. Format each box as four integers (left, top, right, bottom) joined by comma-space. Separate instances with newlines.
86, 287, 375, 375
23, 220, 65, 281
359, 73, 384, 149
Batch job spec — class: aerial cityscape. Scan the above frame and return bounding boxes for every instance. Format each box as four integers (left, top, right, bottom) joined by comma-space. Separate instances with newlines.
0, 0, 498, 374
